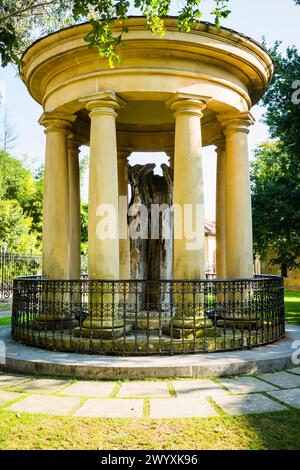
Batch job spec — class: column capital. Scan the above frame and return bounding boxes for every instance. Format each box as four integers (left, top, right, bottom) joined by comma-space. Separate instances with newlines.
39, 112, 76, 135
67, 137, 81, 160
68, 134, 82, 150
217, 111, 255, 135
166, 92, 211, 118
80, 91, 127, 118
214, 137, 226, 153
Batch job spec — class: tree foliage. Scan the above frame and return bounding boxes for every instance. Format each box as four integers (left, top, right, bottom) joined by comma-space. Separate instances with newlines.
251, 141, 300, 274
0, 199, 37, 253
262, 43, 300, 157
0, 1, 75, 66
0, 0, 231, 68
81, 202, 88, 255
0, 150, 43, 252
251, 41, 300, 273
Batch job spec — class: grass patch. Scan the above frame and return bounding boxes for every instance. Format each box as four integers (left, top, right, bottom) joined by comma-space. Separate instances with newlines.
0, 409, 300, 450
0, 303, 11, 312
285, 290, 300, 325
0, 317, 11, 326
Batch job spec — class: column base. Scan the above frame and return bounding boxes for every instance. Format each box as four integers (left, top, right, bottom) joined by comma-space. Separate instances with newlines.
31, 319, 79, 331
164, 325, 222, 340
73, 324, 131, 339
171, 317, 213, 329
134, 312, 170, 330
165, 317, 222, 340
82, 318, 125, 329
216, 318, 263, 330
76, 317, 127, 339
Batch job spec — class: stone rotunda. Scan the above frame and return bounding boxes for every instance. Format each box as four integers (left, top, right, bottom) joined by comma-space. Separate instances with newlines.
12, 17, 285, 355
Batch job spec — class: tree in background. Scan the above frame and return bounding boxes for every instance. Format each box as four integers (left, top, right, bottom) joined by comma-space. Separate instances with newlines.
262, 43, 300, 159
0, 150, 43, 252
0, 149, 90, 255
0, 109, 18, 151
251, 142, 300, 276
81, 202, 88, 256
251, 40, 300, 275
0, 0, 231, 68
0, 199, 37, 252
79, 154, 89, 255
79, 153, 89, 193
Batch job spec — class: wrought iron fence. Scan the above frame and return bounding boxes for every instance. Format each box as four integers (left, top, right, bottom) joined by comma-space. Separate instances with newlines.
0, 252, 42, 302
11, 274, 285, 355
0, 252, 89, 302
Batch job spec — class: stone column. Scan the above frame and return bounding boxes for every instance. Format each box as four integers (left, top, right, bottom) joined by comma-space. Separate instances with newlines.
36, 112, 77, 329
39, 112, 75, 280
166, 93, 210, 337
219, 112, 254, 279
117, 151, 130, 280
84, 92, 126, 281
79, 92, 126, 339
68, 137, 81, 280
215, 138, 226, 279
167, 93, 206, 281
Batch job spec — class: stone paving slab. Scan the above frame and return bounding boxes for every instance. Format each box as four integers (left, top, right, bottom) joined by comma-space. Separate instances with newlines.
213, 393, 287, 415
218, 376, 279, 394
149, 397, 218, 418
14, 378, 71, 393
117, 381, 170, 398
61, 381, 116, 397
287, 367, 300, 376
267, 388, 300, 409
0, 390, 22, 406
6, 394, 80, 416
258, 371, 300, 389
171, 380, 229, 397
0, 374, 32, 388
74, 399, 144, 418
1, 376, 299, 418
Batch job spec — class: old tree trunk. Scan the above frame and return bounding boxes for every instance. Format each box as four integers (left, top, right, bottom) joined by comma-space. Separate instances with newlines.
127, 163, 173, 310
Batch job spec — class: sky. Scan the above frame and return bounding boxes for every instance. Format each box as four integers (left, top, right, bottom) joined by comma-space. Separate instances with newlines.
1, 0, 300, 220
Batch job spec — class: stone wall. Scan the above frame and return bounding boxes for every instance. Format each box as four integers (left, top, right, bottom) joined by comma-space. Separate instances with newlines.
261, 260, 300, 291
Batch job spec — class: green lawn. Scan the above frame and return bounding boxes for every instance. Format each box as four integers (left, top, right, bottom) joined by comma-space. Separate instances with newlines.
0, 317, 11, 326
0, 303, 11, 312
0, 302, 11, 326
0, 409, 300, 450
285, 290, 300, 325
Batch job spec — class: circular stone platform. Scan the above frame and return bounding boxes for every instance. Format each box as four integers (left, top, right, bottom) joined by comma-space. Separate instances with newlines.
0, 325, 299, 379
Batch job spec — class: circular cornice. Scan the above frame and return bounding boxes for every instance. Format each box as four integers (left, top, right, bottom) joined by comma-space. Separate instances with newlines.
20, 17, 273, 112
